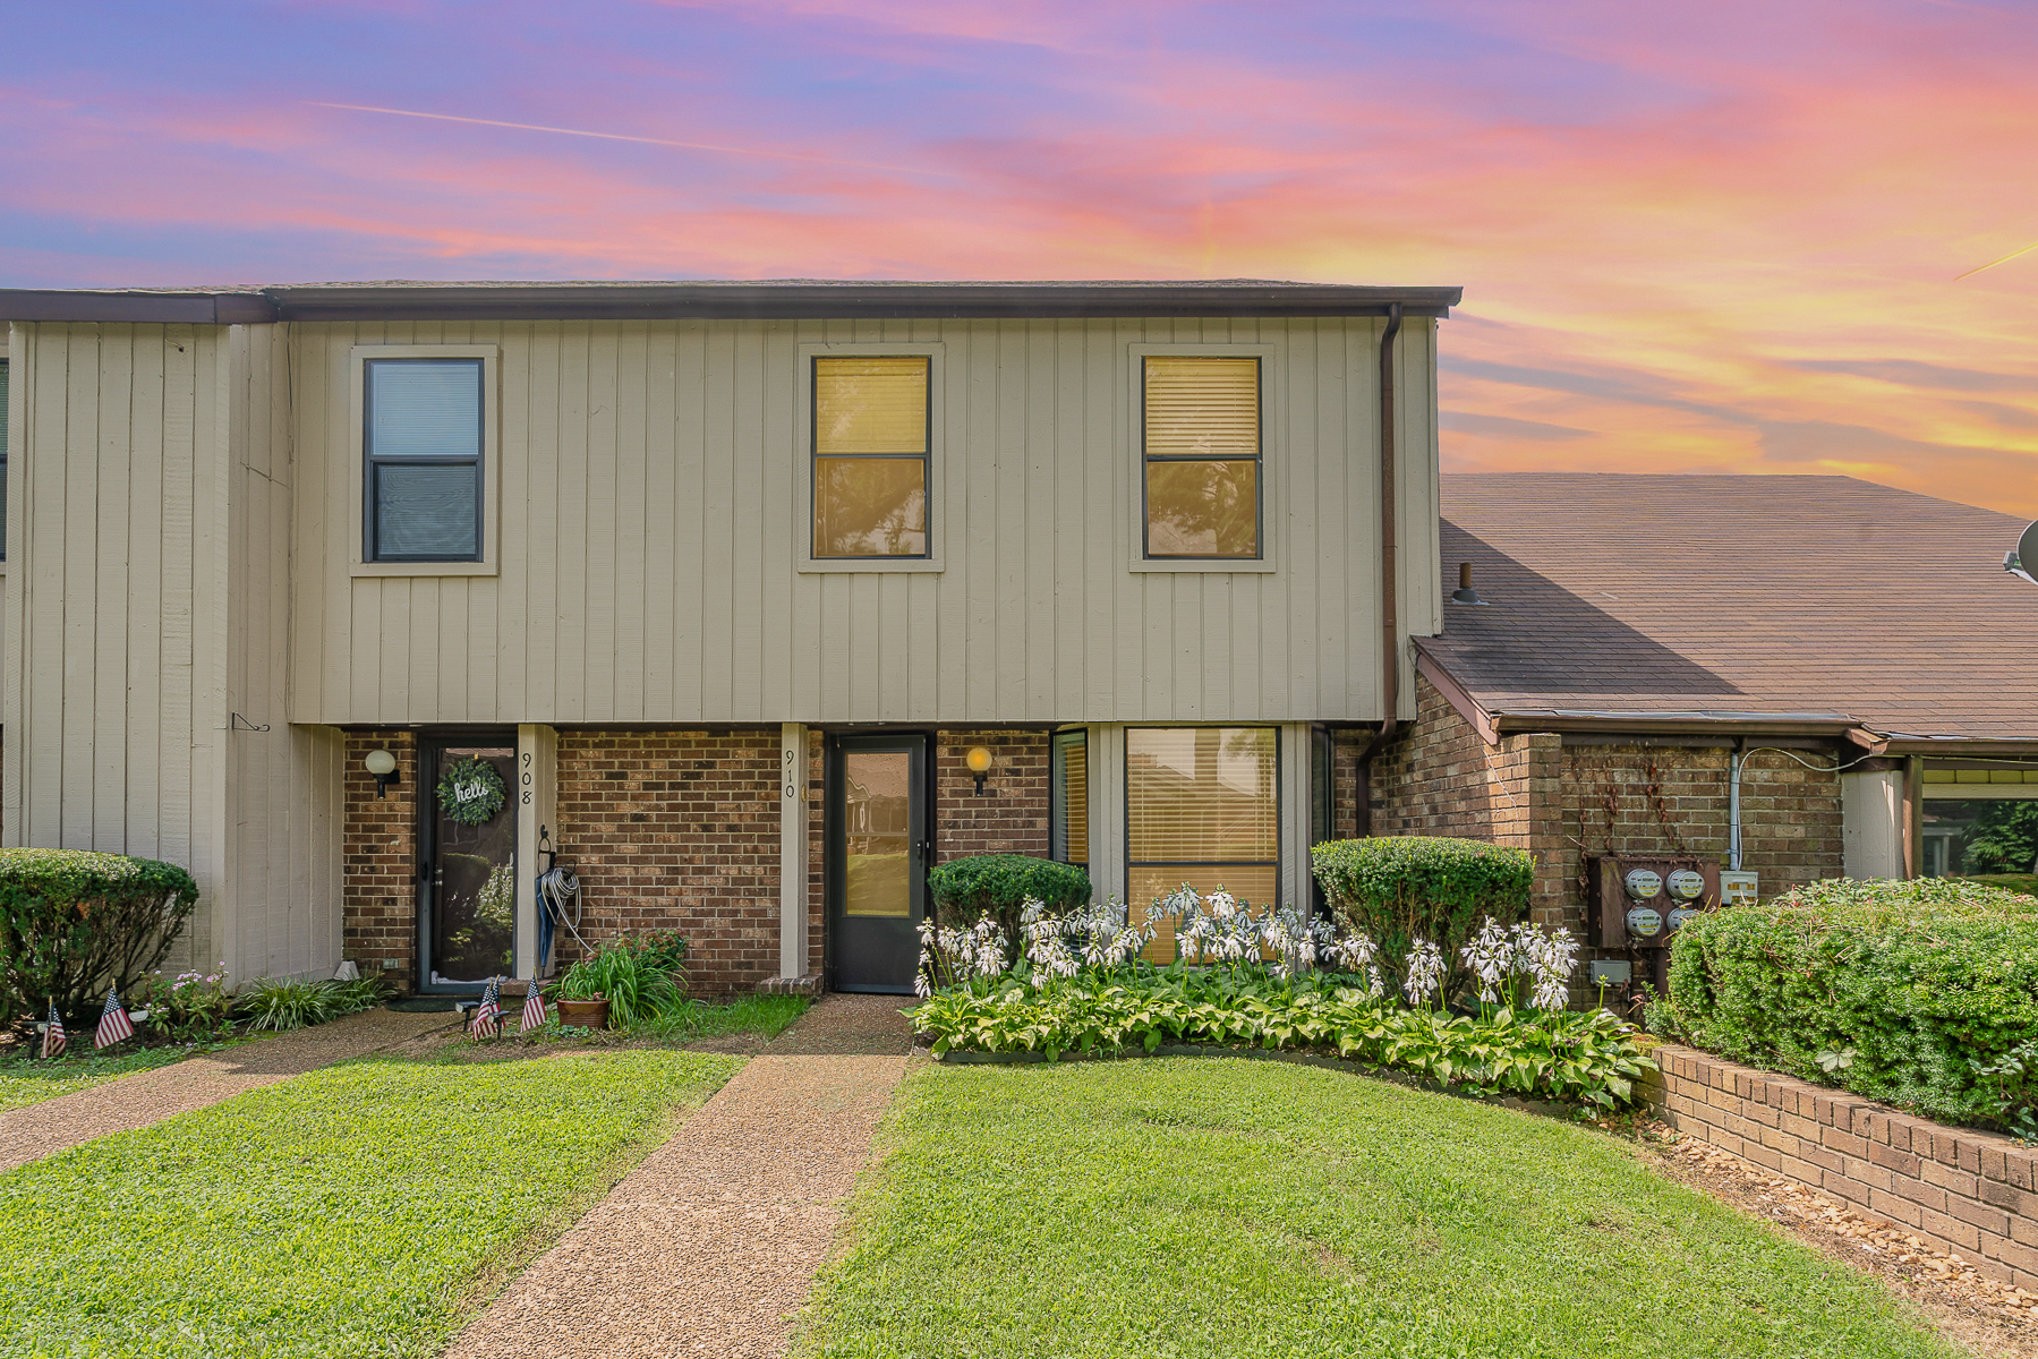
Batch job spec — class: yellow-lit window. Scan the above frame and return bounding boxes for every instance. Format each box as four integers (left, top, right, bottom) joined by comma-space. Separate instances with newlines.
1143, 357, 1260, 559
1127, 726, 1279, 960
813, 356, 930, 558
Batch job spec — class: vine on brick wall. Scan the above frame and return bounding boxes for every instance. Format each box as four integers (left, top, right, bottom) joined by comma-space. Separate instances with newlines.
1565, 749, 1696, 901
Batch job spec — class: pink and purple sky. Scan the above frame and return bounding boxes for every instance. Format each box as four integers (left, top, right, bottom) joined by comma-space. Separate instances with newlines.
4, 1, 2035, 515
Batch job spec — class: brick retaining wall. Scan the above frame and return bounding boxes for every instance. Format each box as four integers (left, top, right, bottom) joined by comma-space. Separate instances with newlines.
1644, 1044, 2038, 1290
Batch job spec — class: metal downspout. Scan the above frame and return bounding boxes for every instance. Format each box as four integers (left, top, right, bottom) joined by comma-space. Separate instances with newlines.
1377, 302, 1404, 746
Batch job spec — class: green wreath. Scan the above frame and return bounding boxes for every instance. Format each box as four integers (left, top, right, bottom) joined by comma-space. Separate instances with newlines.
436, 757, 507, 826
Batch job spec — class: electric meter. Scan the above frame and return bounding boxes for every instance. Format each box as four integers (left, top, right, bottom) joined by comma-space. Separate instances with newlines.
1623, 868, 1663, 900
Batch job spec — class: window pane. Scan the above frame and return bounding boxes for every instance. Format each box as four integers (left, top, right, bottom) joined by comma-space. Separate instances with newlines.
376, 463, 479, 558
1128, 727, 1278, 864
1130, 865, 1281, 964
368, 359, 482, 458
814, 456, 927, 557
1146, 460, 1259, 557
1053, 732, 1089, 866
1145, 356, 1258, 459
1920, 797, 2038, 877
816, 356, 928, 454
844, 751, 913, 917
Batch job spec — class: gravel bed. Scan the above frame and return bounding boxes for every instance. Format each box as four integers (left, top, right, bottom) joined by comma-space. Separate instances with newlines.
0, 1006, 461, 1173
447, 993, 913, 1359
1647, 1121, 2038, 1358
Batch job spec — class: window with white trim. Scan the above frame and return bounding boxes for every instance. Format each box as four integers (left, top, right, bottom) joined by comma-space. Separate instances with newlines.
363, 357, 485, 562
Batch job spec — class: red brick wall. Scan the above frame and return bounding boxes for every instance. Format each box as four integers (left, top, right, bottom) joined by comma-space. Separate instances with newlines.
554, 728, 788, 998
1559, 742, 1843, 914
342, 729, 418, 989
1646, 1045, 2038, 1291
934, 728, 1051, 862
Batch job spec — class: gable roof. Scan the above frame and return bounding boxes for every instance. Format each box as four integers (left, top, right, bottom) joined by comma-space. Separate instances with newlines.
1421, 473, 2038, 748
0, 279, 1460, 324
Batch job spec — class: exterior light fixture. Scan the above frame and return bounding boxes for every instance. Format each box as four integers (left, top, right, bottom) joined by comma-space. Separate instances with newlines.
363, 748, 398, 798
965, 745, 993, 795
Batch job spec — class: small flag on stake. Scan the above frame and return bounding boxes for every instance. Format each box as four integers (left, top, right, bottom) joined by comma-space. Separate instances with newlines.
43, 1001, 67, 1059
94, 987, 135, 1050
520, 977, 547, 1033
471, 976, 502, 1039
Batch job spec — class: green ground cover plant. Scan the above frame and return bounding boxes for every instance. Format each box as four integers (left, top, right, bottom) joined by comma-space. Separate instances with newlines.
1666, 877, 2038, 1132
233, 975, 385, 1032
795, 1061, 1955, 1359
0, 1045, 194, 1112
0, 1048, 738, 1358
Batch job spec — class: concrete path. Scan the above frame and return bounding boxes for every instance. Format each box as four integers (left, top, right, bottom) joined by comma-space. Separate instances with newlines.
447, 993, 915, 1359
0, 1006, 460, 1173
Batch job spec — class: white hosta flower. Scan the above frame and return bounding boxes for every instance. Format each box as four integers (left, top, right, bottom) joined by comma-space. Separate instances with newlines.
1206, 890, 1238, 921
1459, 916, 1515, 1004
1509, 921, 1579, 1011
1404, 938, 1446, 1006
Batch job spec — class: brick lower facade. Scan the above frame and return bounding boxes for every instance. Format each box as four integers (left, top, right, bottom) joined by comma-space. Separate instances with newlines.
1645, 1044, 2038, 1291
341, 729, 419, 986
1365, 675, 1847, 943
933, 728, 1050, 863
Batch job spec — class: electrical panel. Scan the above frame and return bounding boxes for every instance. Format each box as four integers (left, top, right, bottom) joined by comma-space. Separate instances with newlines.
1586, 855, 1720, 950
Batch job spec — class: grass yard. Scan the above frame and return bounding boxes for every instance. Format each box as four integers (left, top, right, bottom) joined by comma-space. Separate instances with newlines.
0, 1048, 737, 1358
0, 1044, 196, 1112
795, 1058, 1958, 1359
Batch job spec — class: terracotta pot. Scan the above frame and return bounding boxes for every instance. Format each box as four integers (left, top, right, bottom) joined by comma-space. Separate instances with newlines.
555, 996, 611, 1030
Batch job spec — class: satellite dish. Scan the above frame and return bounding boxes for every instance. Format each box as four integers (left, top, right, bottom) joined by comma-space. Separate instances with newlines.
2010, 521, 2038, 585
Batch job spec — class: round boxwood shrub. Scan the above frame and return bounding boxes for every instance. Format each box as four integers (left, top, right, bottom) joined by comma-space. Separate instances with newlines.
927, 854, 1092, 939
1310, 836, 1535, 985
0, 848, 200, 1025
1666, 877, 2038, 1132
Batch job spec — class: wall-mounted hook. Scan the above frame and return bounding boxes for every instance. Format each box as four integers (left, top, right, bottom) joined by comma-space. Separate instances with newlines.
230, 713, 271, 732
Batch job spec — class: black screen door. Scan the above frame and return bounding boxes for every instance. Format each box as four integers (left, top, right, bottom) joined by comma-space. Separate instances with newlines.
827, 733, 930, 993
418, 734, 518, 992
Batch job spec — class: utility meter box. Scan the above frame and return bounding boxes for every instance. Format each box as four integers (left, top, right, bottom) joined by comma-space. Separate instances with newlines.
1586, 856, 1720, 949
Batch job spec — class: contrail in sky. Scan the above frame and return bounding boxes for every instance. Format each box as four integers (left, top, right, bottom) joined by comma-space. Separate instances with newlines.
308, 101, 932, 176
1955, 237, 2038, 281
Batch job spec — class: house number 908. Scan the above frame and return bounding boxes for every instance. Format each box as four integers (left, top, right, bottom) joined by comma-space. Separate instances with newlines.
521, 751, 534, 806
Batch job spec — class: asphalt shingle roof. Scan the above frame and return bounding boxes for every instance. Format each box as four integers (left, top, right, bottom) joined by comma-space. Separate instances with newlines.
1424, 474, 2038, 743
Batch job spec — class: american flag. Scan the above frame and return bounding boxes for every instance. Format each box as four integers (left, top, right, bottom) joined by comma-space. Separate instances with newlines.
520, 977, 547, 1033
42, 1001, 67, 1059
94, 987, 135, 1050
471, 976, 502, 1039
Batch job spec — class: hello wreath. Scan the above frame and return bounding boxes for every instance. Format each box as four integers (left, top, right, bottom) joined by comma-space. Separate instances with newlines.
436, 756, 507, 826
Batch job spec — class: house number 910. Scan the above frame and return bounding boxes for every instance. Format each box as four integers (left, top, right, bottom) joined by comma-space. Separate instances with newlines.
784, 747, 798, 800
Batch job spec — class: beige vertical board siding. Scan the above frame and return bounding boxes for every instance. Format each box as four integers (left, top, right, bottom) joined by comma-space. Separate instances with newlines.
289, 316, 1436, 725
1397, 321, 1443, 715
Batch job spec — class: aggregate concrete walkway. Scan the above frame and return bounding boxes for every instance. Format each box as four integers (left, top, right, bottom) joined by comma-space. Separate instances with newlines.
0, 1006, 461, 1172
446, 992, 915, 1359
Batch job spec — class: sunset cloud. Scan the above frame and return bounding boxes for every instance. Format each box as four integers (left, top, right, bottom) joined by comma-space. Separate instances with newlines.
1, 1, 2033, 513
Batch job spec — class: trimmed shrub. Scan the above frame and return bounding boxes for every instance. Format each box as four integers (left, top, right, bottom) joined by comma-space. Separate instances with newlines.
1666, 877, 2038, 1132
927, 854, 1092, 938
0, 848, 200, 1025
1310, 837, 1535, 985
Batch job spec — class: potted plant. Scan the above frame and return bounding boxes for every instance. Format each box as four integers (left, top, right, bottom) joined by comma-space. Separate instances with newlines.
550, 935, 688, 1030
550, 960, 612, 1030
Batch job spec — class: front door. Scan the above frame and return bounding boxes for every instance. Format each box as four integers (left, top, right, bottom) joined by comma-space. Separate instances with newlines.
827, 733, 930, 993
418, 734, 518, 992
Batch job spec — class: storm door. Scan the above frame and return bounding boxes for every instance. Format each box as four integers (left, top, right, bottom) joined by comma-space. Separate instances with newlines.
827, 733, 931, 993
418, 734, 518, 992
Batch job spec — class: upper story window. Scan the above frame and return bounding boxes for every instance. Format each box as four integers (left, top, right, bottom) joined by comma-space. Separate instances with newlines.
812, 356, 930, 559
363, 357, 484, 563
1142, 356, 1261, 559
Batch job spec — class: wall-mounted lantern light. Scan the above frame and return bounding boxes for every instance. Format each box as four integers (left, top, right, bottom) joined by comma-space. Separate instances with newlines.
364, 748, 398, 798
965, 745, 993, 795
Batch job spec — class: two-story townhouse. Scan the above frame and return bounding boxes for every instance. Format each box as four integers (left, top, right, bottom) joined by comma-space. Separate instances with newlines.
0, 281, 1459, 996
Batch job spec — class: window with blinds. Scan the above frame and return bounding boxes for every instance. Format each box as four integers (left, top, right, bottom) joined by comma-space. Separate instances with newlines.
1142, 356, 1261, 559
1126, 726, 1279, 961
363, 358, 485, 562
1052, 730, 1089, 866
813, 356, 930, 558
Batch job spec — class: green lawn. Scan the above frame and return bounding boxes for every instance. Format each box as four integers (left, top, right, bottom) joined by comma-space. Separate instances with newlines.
0, 1044, 196, 1112
0, 1048, 738, 1358
795, 1059, 1957, 1359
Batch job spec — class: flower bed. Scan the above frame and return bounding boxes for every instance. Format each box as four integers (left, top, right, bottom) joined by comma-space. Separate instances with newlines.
912, 889, 1653, 1110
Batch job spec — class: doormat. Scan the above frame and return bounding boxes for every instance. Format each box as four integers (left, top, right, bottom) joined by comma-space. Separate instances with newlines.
385, 997, 460, 1013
